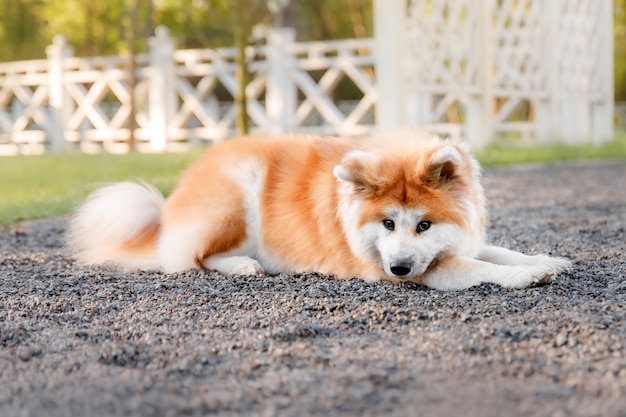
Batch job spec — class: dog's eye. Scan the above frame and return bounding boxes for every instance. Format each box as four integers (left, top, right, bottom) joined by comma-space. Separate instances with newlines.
382, 219, 395, 231
416, 220, 431, 233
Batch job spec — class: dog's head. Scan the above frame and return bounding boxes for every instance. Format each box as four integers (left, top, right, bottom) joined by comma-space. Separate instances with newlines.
333, 134, 486, 281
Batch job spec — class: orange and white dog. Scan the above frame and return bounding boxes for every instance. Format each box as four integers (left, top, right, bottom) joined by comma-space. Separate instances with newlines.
67, 129, 572, 290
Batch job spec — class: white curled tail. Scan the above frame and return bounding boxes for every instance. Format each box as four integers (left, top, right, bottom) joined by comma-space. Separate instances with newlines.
66, 181, 164, 270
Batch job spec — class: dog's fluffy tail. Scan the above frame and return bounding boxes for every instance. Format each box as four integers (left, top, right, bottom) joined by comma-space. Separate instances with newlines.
66, 181, 164, 270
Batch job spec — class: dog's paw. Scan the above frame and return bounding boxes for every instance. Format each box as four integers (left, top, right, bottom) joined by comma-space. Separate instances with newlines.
204, 256, 265, 276
516, 258, 573, 288
534, 256, 573, 278
529, 267, 557, 286
229, 259, 265, 276
528, 254, 573, 272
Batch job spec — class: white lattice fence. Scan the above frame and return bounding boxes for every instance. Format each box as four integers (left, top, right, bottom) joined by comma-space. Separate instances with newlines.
0, 59, 51, 154
404, 0, 478, 138
0, 27, 377, 155
62, 55, 135, 153
161, 30, 377, 148
288, 38, 377, 135
399, 0, 614, 146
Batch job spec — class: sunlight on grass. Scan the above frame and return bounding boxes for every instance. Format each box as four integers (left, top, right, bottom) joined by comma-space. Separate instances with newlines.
476, 132, 626, 166
0, 150, 202, 225
1, 133, 625, 225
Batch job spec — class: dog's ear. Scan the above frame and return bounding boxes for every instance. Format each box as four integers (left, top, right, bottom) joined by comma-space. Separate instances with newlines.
424, 145, 463, 188
333, 151, 380, 192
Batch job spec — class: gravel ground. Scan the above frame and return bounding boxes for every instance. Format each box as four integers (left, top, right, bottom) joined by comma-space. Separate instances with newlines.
1, 160, 625, 417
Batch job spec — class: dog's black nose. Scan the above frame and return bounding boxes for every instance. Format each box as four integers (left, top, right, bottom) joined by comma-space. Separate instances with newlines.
390, 261, 412, 276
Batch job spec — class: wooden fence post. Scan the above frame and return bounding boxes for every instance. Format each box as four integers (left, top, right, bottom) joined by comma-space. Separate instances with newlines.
465, 0, 493, 148
148, 26, 176, 152
593, 0, 614, 145
266, 28, 296, 135
373, 0, 407, 130
535, 0, 560, 144
46, 35, 72, 152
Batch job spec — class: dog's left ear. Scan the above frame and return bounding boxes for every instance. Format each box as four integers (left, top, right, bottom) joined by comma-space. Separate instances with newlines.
333, 151, 380, 192
424, 145, 463, 188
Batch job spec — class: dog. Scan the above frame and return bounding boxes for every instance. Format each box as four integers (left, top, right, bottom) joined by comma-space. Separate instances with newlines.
67, 129, 572, 290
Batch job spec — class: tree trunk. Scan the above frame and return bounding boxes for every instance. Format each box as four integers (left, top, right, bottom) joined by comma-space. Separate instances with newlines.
126, 0, 140, 150
233, 2, 250, 135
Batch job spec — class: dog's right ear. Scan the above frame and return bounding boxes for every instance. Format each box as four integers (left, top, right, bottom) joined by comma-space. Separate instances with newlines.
333, 151, 380, 192
424, 145, 463, 188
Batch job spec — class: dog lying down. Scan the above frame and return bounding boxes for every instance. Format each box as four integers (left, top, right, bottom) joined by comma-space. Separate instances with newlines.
67, 129, 572, 290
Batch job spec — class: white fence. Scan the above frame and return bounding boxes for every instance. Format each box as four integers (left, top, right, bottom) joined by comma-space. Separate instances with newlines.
0, 27, 376, 155
0, 0, 614, 155
397, 0, 614, 147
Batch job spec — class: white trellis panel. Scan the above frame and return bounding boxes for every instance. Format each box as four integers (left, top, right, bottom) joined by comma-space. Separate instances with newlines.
557, 0, 614, 144
288, 38, 377, 136
404, 0, 479, 139
400, 0, 614, 146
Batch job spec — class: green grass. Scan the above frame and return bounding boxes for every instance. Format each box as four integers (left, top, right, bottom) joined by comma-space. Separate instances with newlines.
475, 132, 626, 167
1, 133, 626, 226
0, 150, 202, 225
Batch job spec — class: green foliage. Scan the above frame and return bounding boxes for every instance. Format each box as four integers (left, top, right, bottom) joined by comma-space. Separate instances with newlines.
152, 0, 232, 49
0, 0, 48, 61
0, 0, 373, 61
294, 0, 372, 41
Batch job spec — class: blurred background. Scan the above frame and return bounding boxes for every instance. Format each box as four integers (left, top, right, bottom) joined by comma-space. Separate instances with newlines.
0, 0, 371, 58
0, 0, 622, 154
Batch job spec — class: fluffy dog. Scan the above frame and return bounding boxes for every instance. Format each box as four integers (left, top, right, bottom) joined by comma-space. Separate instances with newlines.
67, 129, 572, 290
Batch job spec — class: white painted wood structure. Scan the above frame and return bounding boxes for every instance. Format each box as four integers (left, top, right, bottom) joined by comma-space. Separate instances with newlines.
0, 0, 614, 154
0, 27, 376, 155
386, 0, 615, 146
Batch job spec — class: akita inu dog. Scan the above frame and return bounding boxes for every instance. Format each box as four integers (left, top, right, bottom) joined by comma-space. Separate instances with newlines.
67, 130, 572, 290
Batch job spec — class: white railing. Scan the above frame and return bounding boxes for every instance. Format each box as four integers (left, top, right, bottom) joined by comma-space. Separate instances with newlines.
0, 1, 614, 155
0, 58, 51, 154
0, 27, 376, 155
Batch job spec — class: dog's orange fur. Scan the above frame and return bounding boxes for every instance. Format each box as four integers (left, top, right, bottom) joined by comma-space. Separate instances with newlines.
114, 139, 474, 274
68, 130, 573, 289
142, 134, 475, 280
156, 136, 377, 278
73, 134, 479, 279
354, 148, 479, 230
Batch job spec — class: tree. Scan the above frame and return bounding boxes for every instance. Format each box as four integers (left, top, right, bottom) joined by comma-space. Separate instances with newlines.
230, 0, 270, 134
615, 0, 626, 100
220, 0, 286, 135
0, 0, 48, 61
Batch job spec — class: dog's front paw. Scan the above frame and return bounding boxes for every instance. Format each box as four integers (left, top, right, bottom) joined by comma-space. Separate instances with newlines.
529, 254, 573, 272
229, 259, 265, 276
204, 255, 265, 276
523, 257, 573, 287
535, 256, 573, 277
529, 267, 557, 286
